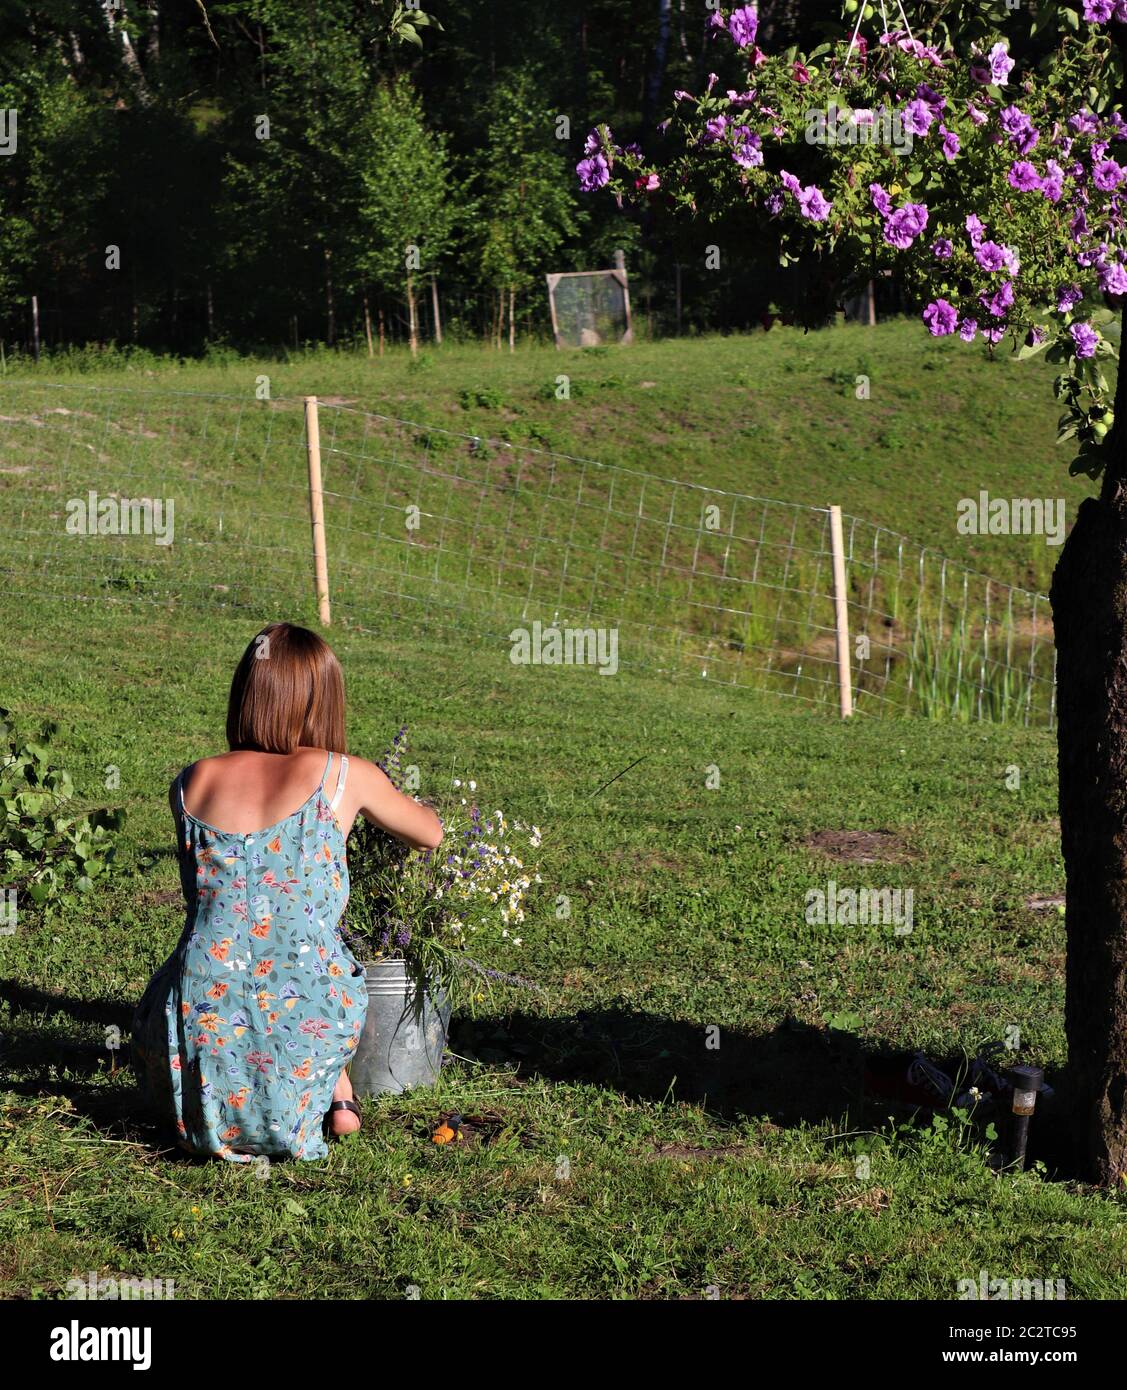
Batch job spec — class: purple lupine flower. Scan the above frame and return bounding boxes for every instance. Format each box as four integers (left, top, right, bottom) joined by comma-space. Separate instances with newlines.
884, 203, 929, 249
1008, 161, 1042, 192
1058, 284, 1083, 312
932, 237, 953, 260
1094, 158, 1127, 191
904, 99, 934, 136
1070, 321, 1100, 357
959, 318, 979, 341
727, 4, 758, 49
940, 127, 960, 161
923, 299, 958, 336
577, 154, 610, 191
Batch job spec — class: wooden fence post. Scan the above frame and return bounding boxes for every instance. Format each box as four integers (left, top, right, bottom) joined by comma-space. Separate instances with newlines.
303, 396, 331, 626
829, 504, 853, 718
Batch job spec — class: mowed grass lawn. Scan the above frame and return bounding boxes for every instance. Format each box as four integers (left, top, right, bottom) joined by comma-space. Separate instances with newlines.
3, 324, 1126, 1300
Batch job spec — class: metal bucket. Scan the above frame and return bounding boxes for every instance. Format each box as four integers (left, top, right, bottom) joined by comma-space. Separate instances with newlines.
349, 959, 450, 1097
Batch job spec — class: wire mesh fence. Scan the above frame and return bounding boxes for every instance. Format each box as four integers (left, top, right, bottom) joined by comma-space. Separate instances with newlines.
0, 382, 1058, 725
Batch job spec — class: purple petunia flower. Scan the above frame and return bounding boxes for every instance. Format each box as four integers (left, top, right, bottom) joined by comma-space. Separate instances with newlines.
941, 127, 960, 161
989, 42, 1015, 85
1083, 0, 1115, 20
1008, 161, 1042, 192
966, 214, 986, 245
959, 318, 979, 342
883, 203, 929, 249
1070, 321, 1100, 357
1100, 260, 1127, 295
797, 185, 832, 221
1094, 158, 1127, 191
1058, 284, 1083, 312
870, 183, 893, 217
904, 99, 934, 136
1000, 106, 1038, 154
727, 4, 759, 50
577, 154, 610, 191
764, 192, 784, 216
1041, 160, 1065, 202
974, 240, 1006, 270
923, 299, 958, 336
731, 126, 763, 168
932, 237, 953, 260
981, 326, 1006, 344
703, 115, 729, 143
980, 280, 1014, 318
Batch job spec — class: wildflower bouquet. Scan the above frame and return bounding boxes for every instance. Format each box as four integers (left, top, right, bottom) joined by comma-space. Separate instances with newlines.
343, 726, 545, 1007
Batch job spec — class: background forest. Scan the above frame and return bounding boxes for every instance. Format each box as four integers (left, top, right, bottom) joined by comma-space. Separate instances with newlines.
0, 0, 880, 355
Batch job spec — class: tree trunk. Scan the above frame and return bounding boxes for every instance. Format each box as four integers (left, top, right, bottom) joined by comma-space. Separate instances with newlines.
431, 274, 443, 346
508, 287, 516, 353
406, 271, 418, 358
325, 248, 335, 346
363, 293, 374, 358
1051, 300, 1127, 1184
643, 0, 673, 135
378, 306, 385, 357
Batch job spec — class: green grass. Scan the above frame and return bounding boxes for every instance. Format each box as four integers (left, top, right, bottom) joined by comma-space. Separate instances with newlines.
3, 324, 1126, 1300
1, 319, 1092, 593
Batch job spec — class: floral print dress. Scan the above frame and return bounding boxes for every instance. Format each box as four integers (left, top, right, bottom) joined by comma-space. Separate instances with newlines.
132, 752, 367, 1162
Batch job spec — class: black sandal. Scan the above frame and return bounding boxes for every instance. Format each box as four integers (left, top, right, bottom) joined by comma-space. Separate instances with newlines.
323, 1098, 362, 1138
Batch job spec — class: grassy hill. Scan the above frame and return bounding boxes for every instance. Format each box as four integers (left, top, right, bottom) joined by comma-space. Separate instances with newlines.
2, 318, 1091, 594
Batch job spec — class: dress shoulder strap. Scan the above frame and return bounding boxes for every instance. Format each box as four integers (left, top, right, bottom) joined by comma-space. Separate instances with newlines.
330, 754, 350, 813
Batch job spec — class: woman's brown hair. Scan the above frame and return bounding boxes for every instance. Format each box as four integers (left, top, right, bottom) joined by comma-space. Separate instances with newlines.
226, 623, 347, 754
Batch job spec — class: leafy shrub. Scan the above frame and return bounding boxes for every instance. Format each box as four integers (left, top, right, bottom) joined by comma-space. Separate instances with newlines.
0, 708, 126, 907
458, 385, 506, 411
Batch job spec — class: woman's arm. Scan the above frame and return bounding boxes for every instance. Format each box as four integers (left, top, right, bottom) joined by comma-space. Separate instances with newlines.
348, 757, 443, 851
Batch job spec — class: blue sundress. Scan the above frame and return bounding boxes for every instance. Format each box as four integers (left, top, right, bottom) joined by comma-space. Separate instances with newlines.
132, 751, 368, 1162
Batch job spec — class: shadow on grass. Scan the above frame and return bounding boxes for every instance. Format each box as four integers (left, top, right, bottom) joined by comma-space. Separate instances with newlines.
0, 978, 1076, 1177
